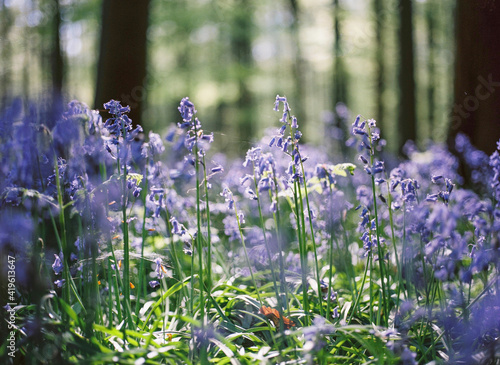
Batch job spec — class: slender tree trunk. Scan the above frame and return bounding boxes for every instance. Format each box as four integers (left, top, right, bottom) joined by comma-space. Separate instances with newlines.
95, 0, 150, 127
230, 0, 254, 150
50, 0, 64, 118
0, 0, 12, 104
51, 0, 64, 98
426, 0, 436, 137
333, 0, 348, 107
397, 0, 416, 154
332, 0, 349, 157
289, 0, 305, 127
373, 0, 385, 125
448, 0, 500, 156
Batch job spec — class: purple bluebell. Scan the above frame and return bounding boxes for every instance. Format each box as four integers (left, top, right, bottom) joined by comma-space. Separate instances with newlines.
154, 258, 166, 280
211, 164, 223, 173
52, 253, 63, 275
54, 279, 65, 288
170, 216, 185, 236
149, 280, 160, 288
178, 97, 196, 123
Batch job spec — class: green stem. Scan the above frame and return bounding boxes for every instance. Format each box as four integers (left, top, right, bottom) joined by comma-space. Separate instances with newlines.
366, 125, 389, 326
54, 157, 70, 310
385, 178, 405, 309
299, 156, 325, 318
202, 154, 213, 295
164, 208, 188, 304
135, 174, 148, 319
270, 168, 289, 315
193, 132, 207, 364
292, 177, 310, 326
348, 250, 371, 325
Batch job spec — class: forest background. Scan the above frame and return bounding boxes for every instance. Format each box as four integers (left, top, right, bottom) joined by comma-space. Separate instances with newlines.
1, 0, 500, 168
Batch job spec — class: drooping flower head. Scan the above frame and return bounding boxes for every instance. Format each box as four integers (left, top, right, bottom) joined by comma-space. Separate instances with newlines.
270, 95, 307, 182
176, 97, 213, 154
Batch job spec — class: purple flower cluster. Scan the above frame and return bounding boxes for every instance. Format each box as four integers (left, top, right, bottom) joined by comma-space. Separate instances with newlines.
2, 94, 500, 363
177, 97, 213, 153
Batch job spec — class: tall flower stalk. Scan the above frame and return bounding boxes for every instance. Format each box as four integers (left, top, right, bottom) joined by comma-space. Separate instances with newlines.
269, 95, 324, 325
351, 116, 390, 326
102, 100, 142, 330
177, 97, 215, 362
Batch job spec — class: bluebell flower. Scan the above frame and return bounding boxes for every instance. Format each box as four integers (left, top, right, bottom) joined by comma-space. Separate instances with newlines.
276, 136, 283, 148
154, 258, 167, 280
489, 141, 500, 207
176, 98, 214, 158
245, 187, 258, 200
278, 124, 287, 135
211, 164, 223, 173
103, 100, 133, 138
149, 280, 160, 288
220, 186, 234, 210
178, 97, 196, 123
146, 131, 165, 157
170, 216, 185, 236
243, 147, 262, 168
54, 279, 65, 288
270, 199, 277, 213
52, 253, 63, 275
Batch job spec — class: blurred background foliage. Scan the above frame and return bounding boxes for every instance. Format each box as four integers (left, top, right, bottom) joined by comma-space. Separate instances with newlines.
1, 0, 496, 157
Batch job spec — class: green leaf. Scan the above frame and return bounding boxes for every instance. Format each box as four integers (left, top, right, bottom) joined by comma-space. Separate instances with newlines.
330, 163, 356, 177
127, 173, 143, 185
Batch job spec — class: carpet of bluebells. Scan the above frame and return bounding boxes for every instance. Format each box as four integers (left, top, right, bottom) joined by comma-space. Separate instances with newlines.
1, 95, 500, 364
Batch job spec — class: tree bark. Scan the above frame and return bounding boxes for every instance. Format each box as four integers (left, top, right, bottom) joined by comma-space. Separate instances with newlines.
289, 0, 305, 128
397, 0, 416, 154
0, 0, 12, 104
426, 0, 437, 138
94, 0, 150, 127
51, 0, 64, 98
333, 0, 348, 107
448, 0, 500, 156
373, 0, 385, 125
230, 0, 254, 149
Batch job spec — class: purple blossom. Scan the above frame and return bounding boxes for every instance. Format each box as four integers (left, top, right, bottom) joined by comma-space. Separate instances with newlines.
52, 253, 63, 275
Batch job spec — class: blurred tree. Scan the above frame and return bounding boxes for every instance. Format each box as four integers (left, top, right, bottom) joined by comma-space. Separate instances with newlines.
397, 0, 416, 154
448, 0, 500, 156
49, 0, 65, 119
230, 0, 255, 148
51, 0, 64, 99
332, 0, 349, 156
332, 0, 348, 107
373, 0, 385, 125
425, 0, 437, 137
289, 0, 305, 127
95, 0, 150, 126
0, 0, 12, 103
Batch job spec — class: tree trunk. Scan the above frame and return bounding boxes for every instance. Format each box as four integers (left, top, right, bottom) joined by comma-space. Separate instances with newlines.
397, 0, 416, 154
289, 0, 305, 128
333, 0, 348, 107
448, 0, 500, 156
230, 0, 254, 150
0, 0, 12, 104
51, 0, 64, 99
373, 0, 385, 125
426, 0, 437, 138
94, 0, 150, 127
332, 0, 349, 157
